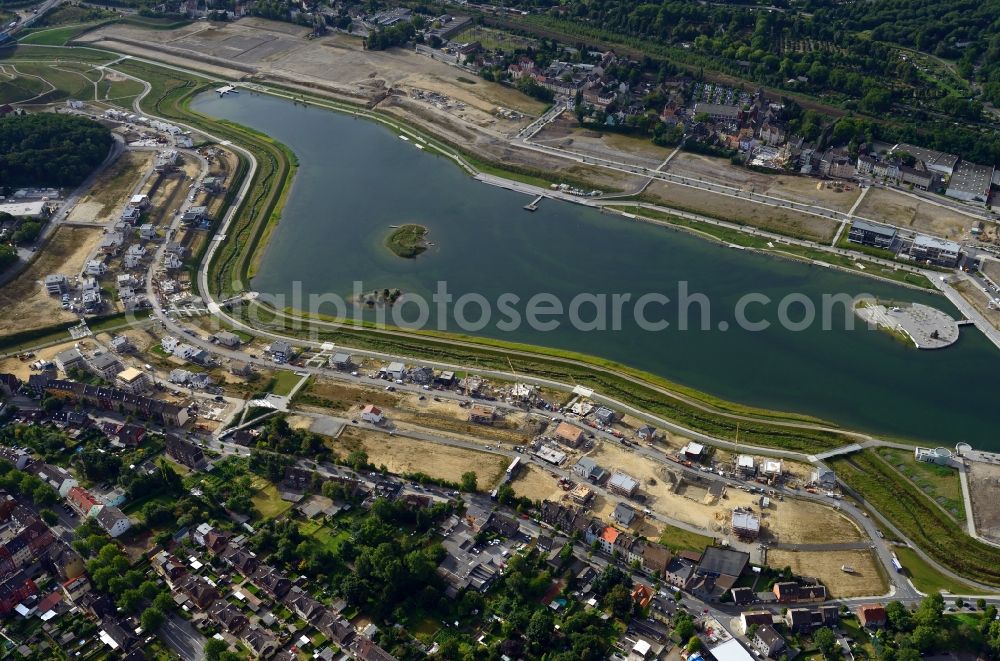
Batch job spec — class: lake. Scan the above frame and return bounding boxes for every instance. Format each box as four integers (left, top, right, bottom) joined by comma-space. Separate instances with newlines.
192, 91, 1000, 449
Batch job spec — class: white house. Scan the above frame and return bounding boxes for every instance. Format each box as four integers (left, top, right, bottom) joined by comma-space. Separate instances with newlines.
361, 405, 384, 425
84, 260, 107, 277
96, 506, 132, 538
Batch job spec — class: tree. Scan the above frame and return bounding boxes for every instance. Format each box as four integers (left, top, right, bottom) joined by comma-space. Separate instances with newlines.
460, 471, 478, 492
885, 600, 913, 632
204, 638, 230, 661
526, 609, 554, 649
976, 598, 986, 610
813, 627, 839, 659
40, 509, 58, 526
686, 635, 702, 654
140, 607, 165, 632
604, 583, 633, 620
674, 613, 695, 641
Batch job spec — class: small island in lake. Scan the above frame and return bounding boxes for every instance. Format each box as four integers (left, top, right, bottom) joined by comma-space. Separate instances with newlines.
385, 224, 429, 258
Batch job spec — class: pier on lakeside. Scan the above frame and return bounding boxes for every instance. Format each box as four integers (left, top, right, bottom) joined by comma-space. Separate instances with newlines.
524, 195, 544, 212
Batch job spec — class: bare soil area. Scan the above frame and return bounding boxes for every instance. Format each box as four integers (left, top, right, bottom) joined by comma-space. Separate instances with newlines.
765, 176, 861, 214
335, 426, 507, 487
967, 460, 1000, 544
767, 549, 886, 598
590, 442, 757, 535
0, 227, 103, 334
533, 115, 672, 169
644, 180, 838, 242
66, 151, 153, 223
511, 465, 563, 502
762, 499, 862, 544
855, 188, 978, 240
667, 152, 773, 190
953, 280, 1000, 331
0, 338, 93, 379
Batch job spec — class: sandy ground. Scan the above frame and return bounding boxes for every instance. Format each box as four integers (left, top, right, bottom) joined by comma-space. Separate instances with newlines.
855, 188, 979, 240
644, 180, 839, 242
953, 280, 1000, 331
590, 442, 756, 535
668, 152, 773, 189
533, 115, 674, 170
767, 549, 886, 598
0, 226, 103, 334
667, 153, 861, 213
334, 426, 507, 488
511, 464, 563, 502
762, 499, 862, 544
0, 338, 94, 379
967, 460, 1000, 544
983, 259, 1000, 285
765, 176, 861, 214
66, 151, 153, 223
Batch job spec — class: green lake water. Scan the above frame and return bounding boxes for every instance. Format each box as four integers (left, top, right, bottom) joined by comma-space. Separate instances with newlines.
192, 92, 1000, 449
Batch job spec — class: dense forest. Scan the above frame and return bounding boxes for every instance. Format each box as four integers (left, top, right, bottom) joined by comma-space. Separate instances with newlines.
0, 114, 113, 187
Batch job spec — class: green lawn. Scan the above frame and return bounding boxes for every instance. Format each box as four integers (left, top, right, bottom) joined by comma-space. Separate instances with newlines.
876, 447, 965, 521
299, 519, 350, 554
893, 546, 988, 596
18, 22, 110, 46
659, 524, 715, 553
251, 481, 293, 519
269, 370, 304, 396
0, 71, 48, 103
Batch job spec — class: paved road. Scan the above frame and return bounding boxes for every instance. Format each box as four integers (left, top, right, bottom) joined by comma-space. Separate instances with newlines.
159, 614, 205, 661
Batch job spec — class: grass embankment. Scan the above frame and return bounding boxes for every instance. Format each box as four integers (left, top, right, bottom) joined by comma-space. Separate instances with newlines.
830, 450, 1000, 587
892, 546, 988, 596
876, 447, 965, 521
385, 223, 428, 258
0, 310, 148, 355
237, 304, 853, 454
618, 205, 936, 290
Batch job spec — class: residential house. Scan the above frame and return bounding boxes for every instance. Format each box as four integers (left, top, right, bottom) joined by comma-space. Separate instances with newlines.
468, 404, 496, 425
87, 353, 123, 380
165, 435, 207, 471
44, 274, 69, 296
67, 486, 103, 518
785, 607, 814, 632
554, 421, 585, 447
209, 600, 249, 634
857, 603, 887, 629
611, 502, 636, 526
907, 234, 961, 267
641, 543, 671, 577
212, 331, 242, 348
252, 565, 291, 599
752, 624, 785, 658
360, 405, 383, 425
54, 348, 85, 374
329, 353, 353, 370
35, 463, 78, 497
607, 471, 639, 497
95, 506, 131, 538
572, 461, 606, 489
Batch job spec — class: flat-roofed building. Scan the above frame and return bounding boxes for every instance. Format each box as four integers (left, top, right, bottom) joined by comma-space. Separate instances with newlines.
945, 161, 994, 204
891, 143, 958, 177
908, 234, 961, 267
115, 368, 149, 394
848, 220, 897, 250
608, 471, 639, 497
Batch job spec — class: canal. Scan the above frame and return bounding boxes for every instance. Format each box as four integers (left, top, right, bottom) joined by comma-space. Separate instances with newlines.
192, 91, 1000, 449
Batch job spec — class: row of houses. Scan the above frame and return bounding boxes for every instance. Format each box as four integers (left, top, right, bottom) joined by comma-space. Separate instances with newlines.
26, 375, 189, 427
847, 219, 963, 267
